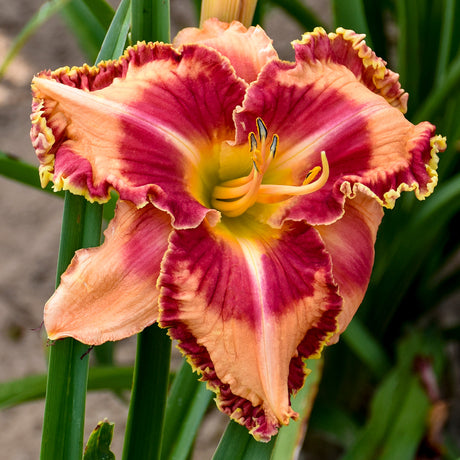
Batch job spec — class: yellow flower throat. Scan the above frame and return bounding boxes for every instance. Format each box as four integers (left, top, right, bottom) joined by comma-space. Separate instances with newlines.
212, 118, 329, 217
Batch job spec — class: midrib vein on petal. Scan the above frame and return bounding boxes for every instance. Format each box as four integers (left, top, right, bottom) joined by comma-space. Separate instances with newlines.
34, 78, 202, 166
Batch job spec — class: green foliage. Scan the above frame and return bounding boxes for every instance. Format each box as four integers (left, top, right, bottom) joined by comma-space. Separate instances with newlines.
84, 420, 116, 460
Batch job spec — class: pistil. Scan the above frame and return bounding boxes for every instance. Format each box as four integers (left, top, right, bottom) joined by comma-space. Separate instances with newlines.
212, 119, 329, 217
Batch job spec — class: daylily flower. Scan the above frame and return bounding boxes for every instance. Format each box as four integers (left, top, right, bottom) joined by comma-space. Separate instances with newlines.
30, 19, 445, 440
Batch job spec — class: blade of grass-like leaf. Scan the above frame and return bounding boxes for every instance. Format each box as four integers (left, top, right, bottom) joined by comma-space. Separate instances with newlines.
40, 194, 91, 460
342, 318, 391, 379
131, 0, 170, 43
361, 1, 387, 59
269, 0, 324, 31
434, 0, 455, 86
213, 421, 277, 460
60, 0, 109, 61
0, 151, 64, 198
213, 422, 252, 460
96, 0, 131, 63
331, 0, 372, 46
414, 52, 460, 122
81, 0, 115, 30
342, 330, 445, 460
0, 151, 118, 221
121, 325, 171, 460
161, 360, 202, 458
395, 0, 422, 110
308, 401, 359, 450
0, 0, 70, 80
167, 382, 213, 460
0, 366, 133, 410
272, 358, 323, 460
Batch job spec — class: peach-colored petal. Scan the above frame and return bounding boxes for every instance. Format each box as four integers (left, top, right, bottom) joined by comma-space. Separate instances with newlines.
232, 29, 445, 227
159, 219, 341, 440
31, 42, 247, 229
315, 189, 384, 343
173, 18, 278, 83
45, 201, 170, 345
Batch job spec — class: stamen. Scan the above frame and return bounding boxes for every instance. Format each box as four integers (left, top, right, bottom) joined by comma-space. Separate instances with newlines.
257, 151, 329, 203
257, 117, 267, 141
270, 135, 278, 158
211, 120, 329, 217
303, 166, 321, 185
250, 132, 258, 152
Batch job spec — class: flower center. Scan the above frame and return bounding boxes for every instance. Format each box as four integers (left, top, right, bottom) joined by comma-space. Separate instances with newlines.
211, 118, 329, 217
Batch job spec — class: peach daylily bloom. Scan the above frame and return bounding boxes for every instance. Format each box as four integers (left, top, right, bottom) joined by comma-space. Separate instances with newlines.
30, 20, 445, 440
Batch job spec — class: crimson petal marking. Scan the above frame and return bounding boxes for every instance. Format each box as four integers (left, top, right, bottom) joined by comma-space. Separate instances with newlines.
31, 43, 247, 228
45, 201, 170, 345
235, 41, 443, 227
159, 219, 341, 440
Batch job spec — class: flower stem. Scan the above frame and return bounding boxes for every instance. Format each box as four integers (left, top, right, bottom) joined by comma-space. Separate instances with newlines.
121, 325, 171, 460
40, 193, 102, 460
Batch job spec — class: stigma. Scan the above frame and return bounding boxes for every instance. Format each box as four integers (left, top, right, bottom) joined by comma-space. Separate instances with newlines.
212, 118, 329, 217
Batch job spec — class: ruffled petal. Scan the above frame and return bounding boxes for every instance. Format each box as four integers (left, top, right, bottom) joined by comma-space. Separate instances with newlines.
173, 18, 278, 83
31, 43, 248, 228
233, 28, 445, 227
315, 189, 384, 343
158, 219, 341, 440
44, 201, 170, 345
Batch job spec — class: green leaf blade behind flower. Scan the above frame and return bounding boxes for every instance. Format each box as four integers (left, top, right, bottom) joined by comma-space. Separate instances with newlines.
96, 0, 132, 63
331, 0, 372, 47
60, 0, 114, 61
272, 358, 323, 460
342, 330, 446, 460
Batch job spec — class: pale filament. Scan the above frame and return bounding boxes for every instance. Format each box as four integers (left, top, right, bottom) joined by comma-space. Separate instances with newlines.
212, 118, 329, 217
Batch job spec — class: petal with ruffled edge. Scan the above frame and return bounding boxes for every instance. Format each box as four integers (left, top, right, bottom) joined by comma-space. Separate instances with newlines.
31, 43, 248, 229
45, 201, 170, 345
158, 218, 341, 440
232, 28, 445, 227
173, 18, 278, 83
315, 189, 384, 343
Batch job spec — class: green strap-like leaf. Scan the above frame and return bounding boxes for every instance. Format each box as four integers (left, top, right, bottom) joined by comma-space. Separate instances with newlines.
60, 0, 112, 61
332, 0, 372, 46
0, 151, 64, 198
342, 330, 445, 460
131, 0, 170, 44
84, 420, 115, 460
213, 421, 276, 460
121, 325, 171, 460
272, 358, 323, 460
0, 366, 132, 410
342, 318, 391, 379
96, 0, 132, 63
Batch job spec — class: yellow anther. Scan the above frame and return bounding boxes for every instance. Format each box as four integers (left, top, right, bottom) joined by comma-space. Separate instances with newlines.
212, 119, 329, 217
303, 166, 321, 185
